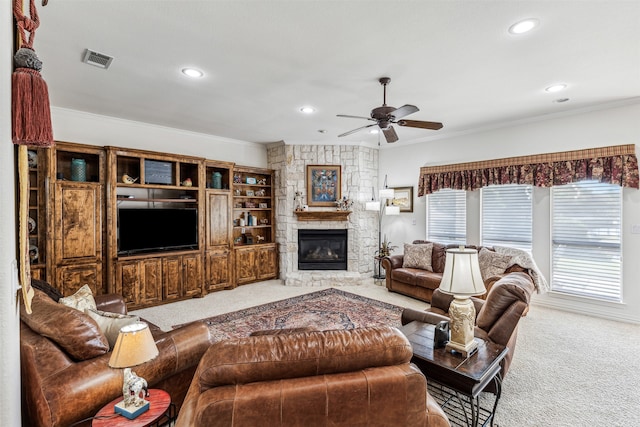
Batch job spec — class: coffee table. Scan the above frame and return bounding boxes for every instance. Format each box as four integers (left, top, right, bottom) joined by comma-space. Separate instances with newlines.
401, 321, 508, 427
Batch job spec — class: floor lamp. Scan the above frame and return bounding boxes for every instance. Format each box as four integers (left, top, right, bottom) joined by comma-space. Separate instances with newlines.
366, 181, 399, 279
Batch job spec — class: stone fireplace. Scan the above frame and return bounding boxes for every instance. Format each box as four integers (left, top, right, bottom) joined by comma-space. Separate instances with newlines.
267, 142, 379, 286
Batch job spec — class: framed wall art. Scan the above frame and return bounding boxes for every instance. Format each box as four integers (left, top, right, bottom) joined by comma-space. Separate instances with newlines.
306, 165, 341, 207
389, 186, 413, 212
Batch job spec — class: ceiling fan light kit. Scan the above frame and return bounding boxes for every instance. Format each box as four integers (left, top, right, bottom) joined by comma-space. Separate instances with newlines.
337, 77, 443, 143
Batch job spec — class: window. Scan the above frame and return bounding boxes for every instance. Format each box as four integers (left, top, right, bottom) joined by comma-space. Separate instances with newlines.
427, 189, 466, 245
481, 184, 532, 252
551, 181, 622, 302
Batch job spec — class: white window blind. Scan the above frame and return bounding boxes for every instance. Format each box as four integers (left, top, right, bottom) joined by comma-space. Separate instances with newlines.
427, 189, 466, 245
551, 180, 622, 302
481, 184, 532, 252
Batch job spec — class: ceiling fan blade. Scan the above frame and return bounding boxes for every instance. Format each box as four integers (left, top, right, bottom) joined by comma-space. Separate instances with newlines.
397, 119, 444, 130
382, 126, 398, 143
338, 123, 377, 138
337, 114, 376, 121
389, 104, 419, 120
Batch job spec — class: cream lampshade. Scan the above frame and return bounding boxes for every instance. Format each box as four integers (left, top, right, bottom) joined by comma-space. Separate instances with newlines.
384, 205, 400, 215
109, 322, 159, 419
366, 201, 381, 211
379, 188, 395, 199
438, 247, 486, 357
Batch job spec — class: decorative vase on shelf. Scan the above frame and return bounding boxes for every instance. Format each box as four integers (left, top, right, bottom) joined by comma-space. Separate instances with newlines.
212, 172, 222, 189
70, 158, 87, 182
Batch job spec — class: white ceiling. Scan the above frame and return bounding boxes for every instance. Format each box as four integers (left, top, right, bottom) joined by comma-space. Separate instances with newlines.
34, 1, 640, 146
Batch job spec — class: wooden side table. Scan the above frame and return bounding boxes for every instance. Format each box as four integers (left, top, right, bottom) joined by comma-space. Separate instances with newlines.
92, 389, 176, 427
401, 321, 508, 427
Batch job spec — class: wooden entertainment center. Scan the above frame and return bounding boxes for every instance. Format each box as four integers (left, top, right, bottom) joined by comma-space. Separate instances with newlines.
28, 141, 277, 309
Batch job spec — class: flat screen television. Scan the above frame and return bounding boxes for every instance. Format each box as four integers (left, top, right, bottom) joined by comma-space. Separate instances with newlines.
118, 208, 198, 255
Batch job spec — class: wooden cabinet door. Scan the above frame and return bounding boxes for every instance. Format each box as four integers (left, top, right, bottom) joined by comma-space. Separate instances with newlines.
234, 247, 257, 285
56, 263, 103, 296
139, 258, 163, 306
54, 182, 102, 263
205, 248, 233, 291
257, 244, 278, 280
206, 192, 231, 247
163, 256, 182, 300
116, 260, 140, 305
182, 253, 203, 297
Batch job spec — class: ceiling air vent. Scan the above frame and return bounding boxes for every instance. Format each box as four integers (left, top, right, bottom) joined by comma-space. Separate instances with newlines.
82, 49, 114, 69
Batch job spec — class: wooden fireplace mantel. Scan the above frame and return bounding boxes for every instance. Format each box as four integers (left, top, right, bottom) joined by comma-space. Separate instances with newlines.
294, 210, 352, 221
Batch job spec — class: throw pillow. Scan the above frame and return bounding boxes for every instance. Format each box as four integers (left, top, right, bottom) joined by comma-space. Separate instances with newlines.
85, 309, 140, 348
478, 247, 512, 281
59, 284, 97, 312
402, 243, 434, 271
21, 289, 109, 361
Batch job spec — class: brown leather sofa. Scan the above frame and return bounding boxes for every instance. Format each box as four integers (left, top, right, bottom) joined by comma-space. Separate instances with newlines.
176, 326, 451, 427
401, 272, 535, 384
381, 240, 528, 303
20, 287, 213, 427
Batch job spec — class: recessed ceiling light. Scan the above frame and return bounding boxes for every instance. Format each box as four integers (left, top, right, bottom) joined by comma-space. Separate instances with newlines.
318, 129, 327, 133
508, 18, 539, 34
554, 98, 570, 103
546, 84, 567, 93
181, 68, 204, 78
300, 106, 316, 114
369, 129, 379, 134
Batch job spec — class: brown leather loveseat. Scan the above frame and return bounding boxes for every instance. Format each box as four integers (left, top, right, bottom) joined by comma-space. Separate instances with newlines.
381, 240, 529, 303
20, 287, 213, 427
176, 326, 451, 427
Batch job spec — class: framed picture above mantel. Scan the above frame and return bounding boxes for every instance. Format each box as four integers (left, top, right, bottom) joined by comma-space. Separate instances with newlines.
306, 165, 341, 207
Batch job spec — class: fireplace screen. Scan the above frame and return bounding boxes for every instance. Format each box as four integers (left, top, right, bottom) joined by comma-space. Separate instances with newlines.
298, 229, 347, 270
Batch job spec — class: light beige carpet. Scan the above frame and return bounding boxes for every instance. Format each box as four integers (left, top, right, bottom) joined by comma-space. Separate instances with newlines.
133, 280, 640, 427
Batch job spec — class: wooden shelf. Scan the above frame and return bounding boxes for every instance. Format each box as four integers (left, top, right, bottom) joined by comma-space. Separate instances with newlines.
116, 197, 196, 203
294, 210, 352, 221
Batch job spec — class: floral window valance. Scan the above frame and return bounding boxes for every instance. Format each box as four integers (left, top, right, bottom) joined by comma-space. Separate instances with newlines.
418, 144, 639, 196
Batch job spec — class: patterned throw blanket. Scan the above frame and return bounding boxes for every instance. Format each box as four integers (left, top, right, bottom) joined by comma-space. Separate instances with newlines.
494, 246, 550, 293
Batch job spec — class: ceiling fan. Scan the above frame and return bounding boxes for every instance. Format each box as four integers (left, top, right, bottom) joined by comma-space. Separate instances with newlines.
337, 77, 443, 143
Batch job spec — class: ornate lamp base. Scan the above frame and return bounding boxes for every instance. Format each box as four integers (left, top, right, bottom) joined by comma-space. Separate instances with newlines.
445, 296, 478, 357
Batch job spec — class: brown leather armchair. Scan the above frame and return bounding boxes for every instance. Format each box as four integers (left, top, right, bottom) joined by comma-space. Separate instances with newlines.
176, 326, 451, 427
20, 288, 213, 427
401, 272, 535, 384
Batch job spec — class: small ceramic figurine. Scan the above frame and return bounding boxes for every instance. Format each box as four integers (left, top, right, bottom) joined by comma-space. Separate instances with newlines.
122, 368, 148, 408
182, 178, 193, 187
122, 174, 139, 184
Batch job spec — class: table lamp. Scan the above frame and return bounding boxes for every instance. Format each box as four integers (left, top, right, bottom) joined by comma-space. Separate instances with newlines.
108, 322, 159, 419
438, 247, 486, 357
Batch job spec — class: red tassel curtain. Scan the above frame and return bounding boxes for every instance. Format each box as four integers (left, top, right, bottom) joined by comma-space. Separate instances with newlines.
13, 0, 53, 146
13, 0, 54, 313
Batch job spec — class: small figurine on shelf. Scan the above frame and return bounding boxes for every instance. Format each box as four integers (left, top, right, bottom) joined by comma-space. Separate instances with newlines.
256, 235, 265, 243
257, 178, 267, 186
294, 191, 304, 211
255, 189, 266, 197
122, 174, 139, 184
234, 174, 242, 184
181, 178, 193, 187
335, 196, 354, 211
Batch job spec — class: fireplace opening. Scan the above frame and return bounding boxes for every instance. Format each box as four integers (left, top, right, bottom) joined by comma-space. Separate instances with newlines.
298, 229, 347, 270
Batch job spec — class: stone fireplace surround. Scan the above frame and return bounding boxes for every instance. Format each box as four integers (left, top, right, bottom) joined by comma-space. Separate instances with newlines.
267, 142, 379, 286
